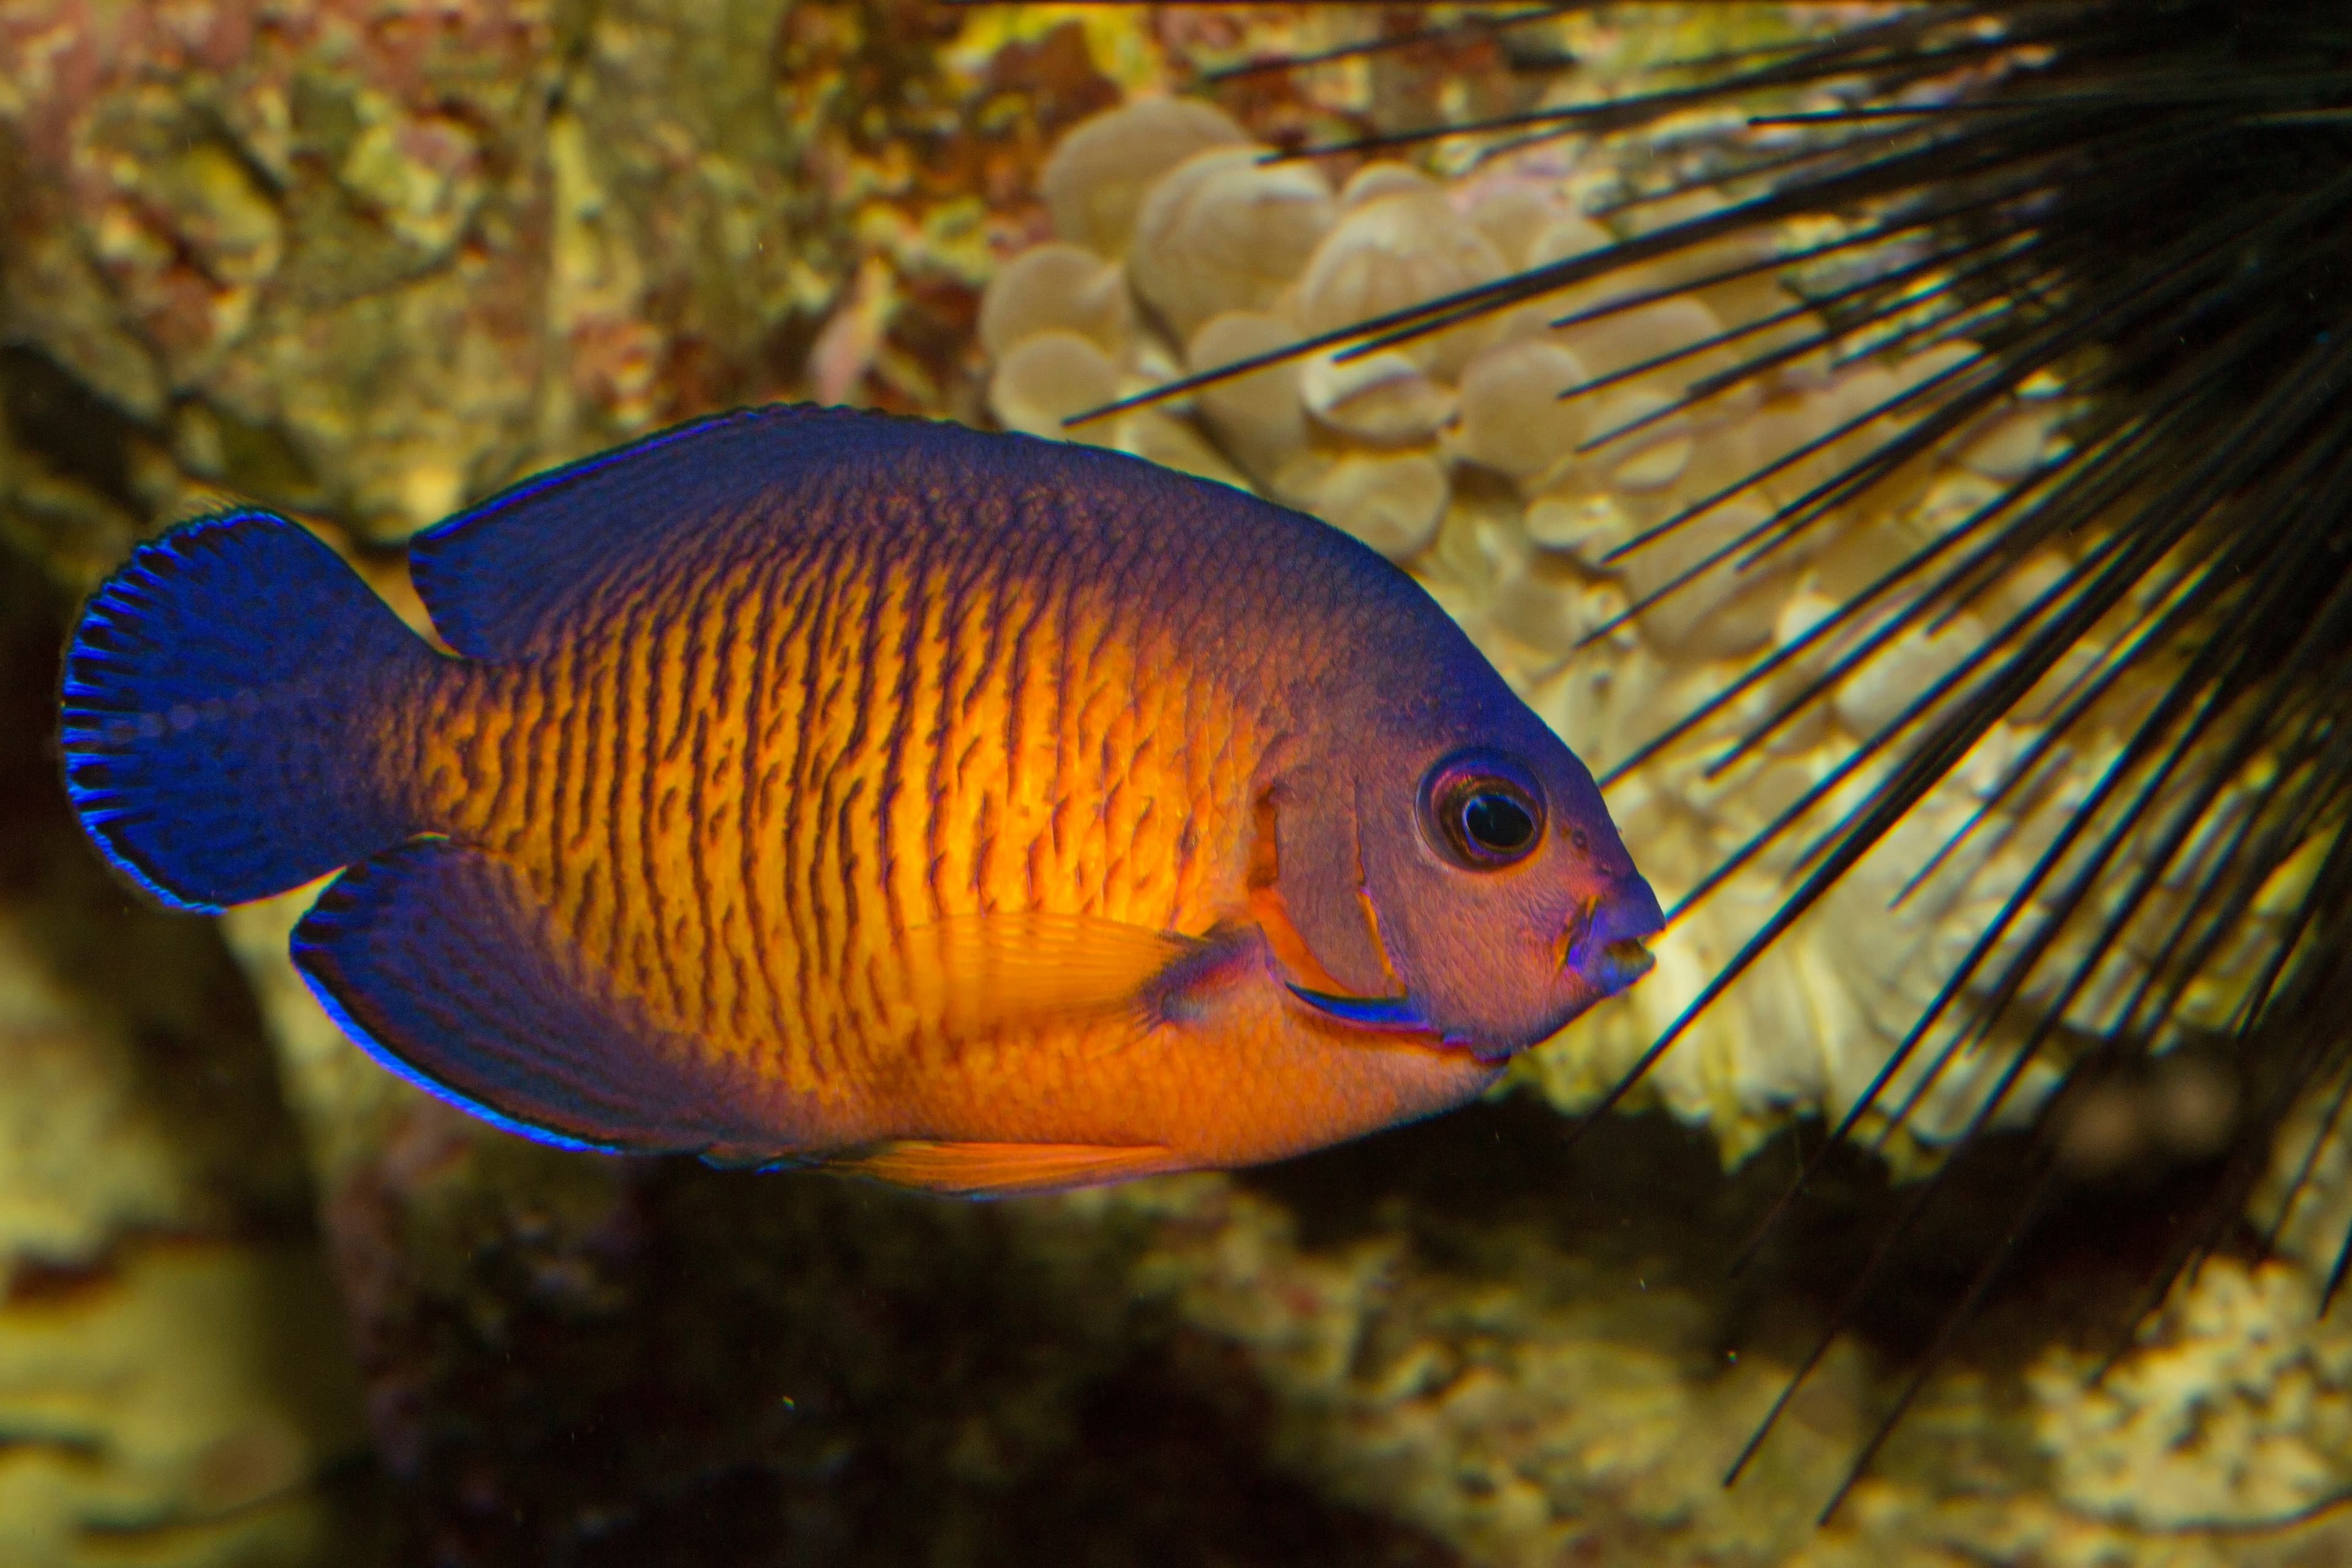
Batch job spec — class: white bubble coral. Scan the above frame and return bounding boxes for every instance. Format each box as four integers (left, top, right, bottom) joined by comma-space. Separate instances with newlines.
977, 243, 1132, 362
1295, 189, 1509, 377
1038, 97, 1250, 260
1129, 146, 1338, 342
1453, 339, 1591, 481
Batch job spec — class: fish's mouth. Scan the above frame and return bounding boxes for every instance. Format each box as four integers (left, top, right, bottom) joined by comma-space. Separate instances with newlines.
1560, 881, 1666, 999
1581, 937, 1656, 996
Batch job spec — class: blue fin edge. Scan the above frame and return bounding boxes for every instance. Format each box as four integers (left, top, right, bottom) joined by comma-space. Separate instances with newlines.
1284, 983, 1432, 1033
293, 954, 627, 1157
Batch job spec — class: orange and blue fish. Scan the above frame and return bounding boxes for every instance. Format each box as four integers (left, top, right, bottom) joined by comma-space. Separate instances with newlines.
59, 406, 1662, 1196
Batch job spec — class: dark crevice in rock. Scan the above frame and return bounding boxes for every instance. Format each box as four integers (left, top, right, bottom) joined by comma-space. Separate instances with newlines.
352, 1154, 1461, 1567
0, 344, 148, 515
1240, 1092, 2241, 1384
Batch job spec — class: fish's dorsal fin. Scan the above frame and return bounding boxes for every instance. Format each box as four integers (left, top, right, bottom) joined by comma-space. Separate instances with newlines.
408, 405, 957, 660
905, 912, 1210, 1039
825, 1139, 1180, 1197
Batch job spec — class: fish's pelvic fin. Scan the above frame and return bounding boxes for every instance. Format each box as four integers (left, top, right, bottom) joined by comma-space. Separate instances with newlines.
295, 839, 788, 1158
61, 512, 441, 910
699, 1144, 813, 1172
825, 1139, 1180, 1198
1283, 984, 1431, 1033
907, 912, 1215, 1039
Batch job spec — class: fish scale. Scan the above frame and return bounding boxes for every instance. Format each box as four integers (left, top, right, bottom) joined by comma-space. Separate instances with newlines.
417, 506, 1257, 1127
58, 406, 1661, 1194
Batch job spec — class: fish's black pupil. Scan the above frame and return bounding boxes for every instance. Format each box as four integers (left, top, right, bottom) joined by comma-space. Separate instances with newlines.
1462, 792, 1535, 854
1419, 753, 1546, 871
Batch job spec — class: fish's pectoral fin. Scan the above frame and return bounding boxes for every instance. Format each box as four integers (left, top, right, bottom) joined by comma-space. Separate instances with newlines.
824, 1139, 1181, 1197
907, 911, 1216, 1040
293, 838, 784, 1158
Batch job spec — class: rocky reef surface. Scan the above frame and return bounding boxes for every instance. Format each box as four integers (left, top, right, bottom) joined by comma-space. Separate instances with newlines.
0, 504, 376, 1559
978, 89, 2281, 1175
4, 3, 2351, 1565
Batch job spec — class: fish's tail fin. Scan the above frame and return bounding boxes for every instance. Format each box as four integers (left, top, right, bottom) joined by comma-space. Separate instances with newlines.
61, 511, 443, 911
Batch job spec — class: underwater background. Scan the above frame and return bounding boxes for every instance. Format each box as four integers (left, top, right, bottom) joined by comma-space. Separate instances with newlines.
4, 2, 2352, 1564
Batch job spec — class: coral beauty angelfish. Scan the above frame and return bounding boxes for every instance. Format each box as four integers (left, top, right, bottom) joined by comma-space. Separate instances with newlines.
57, 404, 1661, 1197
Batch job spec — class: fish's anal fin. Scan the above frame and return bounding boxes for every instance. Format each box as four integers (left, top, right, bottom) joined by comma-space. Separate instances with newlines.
294, 839, 786, 1158
907, 912, 1211, 1040
826, 1139, 1180, 1197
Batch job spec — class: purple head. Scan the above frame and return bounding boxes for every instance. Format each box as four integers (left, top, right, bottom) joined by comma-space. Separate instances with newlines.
1266, 617, 1664, 1060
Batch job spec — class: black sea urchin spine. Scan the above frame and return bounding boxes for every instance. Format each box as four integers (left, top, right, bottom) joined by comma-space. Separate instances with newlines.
1071, 0, 2352, 1515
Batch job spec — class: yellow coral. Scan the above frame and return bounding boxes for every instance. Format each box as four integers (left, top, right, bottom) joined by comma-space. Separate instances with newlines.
2033, 1259, 2352, 1530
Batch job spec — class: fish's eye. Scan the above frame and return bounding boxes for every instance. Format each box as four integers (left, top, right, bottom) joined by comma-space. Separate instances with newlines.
1420, 752, 1546, 870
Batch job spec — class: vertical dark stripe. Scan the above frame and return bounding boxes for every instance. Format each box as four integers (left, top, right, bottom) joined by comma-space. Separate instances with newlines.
546, 648, 581, 865
696, 555, 760, 1044
562, 629, 607, 943
923, 549, 980, 918
736, 550, 790, 1055
606, 579, 654, 999
497, 664, 530, 856
635, 570, 680, 1018
873, 545, 929, 951
817, 522, 888, 1056
1043, 536, 1078, 908
960, 547, 1016, 910
995, 546, 1052, 913
658, 560, 718, 1025
778, 519, 855, 1088
669, 559, 725, 1036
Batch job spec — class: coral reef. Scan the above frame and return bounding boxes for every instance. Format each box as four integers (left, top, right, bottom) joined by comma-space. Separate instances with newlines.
976, 86, 2290, 1175
1084, 1104, 2352, 1567
0, 0, 1142, 546
0, 1243, 371, 1568
0, 487, 375, 1561
2034, 1257, 2352, 1534
9, 4, 2352, 1566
